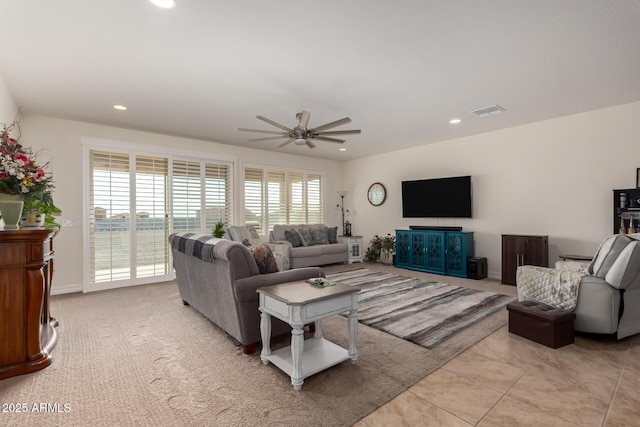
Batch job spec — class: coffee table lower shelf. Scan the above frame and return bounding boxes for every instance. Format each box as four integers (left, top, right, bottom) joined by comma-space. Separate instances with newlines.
263, 336, 350, 380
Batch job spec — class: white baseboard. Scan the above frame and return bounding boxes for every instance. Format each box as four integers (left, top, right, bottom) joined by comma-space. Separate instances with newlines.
51, 283, 83, 295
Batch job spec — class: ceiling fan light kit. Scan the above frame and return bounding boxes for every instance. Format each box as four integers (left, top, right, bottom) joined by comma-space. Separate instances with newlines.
239, 110, 361, 149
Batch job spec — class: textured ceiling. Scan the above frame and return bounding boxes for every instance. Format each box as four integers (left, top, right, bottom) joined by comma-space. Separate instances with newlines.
1, 0, 640, 160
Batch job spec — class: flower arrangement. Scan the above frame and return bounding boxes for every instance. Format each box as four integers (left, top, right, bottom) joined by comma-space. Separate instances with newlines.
0, 121, 61, 226
365, 233, 396, 263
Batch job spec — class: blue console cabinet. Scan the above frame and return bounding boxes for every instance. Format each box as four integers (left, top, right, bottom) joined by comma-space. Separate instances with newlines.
395, 229, 474, 278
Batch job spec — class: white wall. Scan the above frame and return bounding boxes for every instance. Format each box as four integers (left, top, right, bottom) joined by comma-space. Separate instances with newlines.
19, 115, 343, 293
9, 100, 640, 289
342, 101, 640, 279
0, 73, 18, 125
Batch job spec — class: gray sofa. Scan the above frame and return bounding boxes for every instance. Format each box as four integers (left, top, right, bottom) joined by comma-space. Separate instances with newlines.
269, 224, 348, 268
169, 232, 324, 353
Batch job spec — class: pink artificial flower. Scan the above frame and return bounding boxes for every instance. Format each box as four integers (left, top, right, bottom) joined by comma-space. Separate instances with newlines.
36, 168, 45, 179
7, 137, 18, 146
14, 153, 29, 163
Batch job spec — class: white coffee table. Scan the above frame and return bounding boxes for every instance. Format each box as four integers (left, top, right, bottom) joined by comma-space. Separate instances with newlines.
257, 281, 360, 391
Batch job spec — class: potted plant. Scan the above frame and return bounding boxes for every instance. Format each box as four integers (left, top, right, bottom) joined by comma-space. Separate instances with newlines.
365, 233, 396, 264
212, 220, 226, 238
22, 196, 62, 228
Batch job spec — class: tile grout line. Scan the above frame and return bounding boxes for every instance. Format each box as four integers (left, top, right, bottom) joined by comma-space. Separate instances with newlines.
600, 362, 627, 426
474, 345, 550, 425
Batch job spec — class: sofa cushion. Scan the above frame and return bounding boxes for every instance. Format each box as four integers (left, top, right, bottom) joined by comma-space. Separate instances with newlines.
294, 226, 313, 246
328, 226, 338, 244
249, 244, 279, 274
291, 245, 325, 258
285, 229, 304, 247
308, 225, 329, 245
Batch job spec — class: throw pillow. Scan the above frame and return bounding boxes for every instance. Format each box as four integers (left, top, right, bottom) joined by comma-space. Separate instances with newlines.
328, 226, 338, 244
309, 226, 329, 245
249, 244, 279, 274
284, 229, 303, 248
295, 227, 313, 247
241, 238, 252, 247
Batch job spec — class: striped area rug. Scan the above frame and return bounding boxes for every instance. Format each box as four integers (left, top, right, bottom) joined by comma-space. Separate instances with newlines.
327, 268, 515, 349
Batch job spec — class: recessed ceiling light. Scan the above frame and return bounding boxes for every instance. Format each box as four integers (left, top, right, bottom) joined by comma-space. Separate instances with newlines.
449, 118, 461, 124
339, 148, 347, 151
149, 0, 176, 8
113, 105, 127, 111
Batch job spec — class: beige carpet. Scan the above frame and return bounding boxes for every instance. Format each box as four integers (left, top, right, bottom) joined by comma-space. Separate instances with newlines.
0, 265, 512, 427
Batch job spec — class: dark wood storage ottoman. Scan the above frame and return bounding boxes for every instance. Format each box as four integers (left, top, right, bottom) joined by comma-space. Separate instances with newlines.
507, 300, 576, 349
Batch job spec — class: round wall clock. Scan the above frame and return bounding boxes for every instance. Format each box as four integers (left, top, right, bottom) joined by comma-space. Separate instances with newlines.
367, 182, 387, 206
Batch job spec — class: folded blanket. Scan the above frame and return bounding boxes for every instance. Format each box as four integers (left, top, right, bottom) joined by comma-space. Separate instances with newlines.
517, 265, 587, 311
169, 232, 221, 263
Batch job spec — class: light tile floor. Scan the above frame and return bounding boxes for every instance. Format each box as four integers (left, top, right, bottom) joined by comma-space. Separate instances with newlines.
324, 264, 640, 427
355, 327, 640, 426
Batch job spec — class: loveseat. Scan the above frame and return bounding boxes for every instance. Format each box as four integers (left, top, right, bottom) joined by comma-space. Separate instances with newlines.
269, 224, 348, 268
169, 232, 324, 353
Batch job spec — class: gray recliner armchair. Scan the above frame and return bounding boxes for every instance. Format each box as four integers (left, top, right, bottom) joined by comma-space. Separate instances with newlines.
516, 234, 640, 339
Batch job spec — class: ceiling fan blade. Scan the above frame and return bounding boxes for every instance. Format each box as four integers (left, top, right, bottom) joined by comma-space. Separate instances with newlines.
315, 129, 361, 136
298, 110, 311, 128
313, 135, 345, 143
238, 128, 289, 135
306, 140, 316, 149
249, 135, 289, 142
256, 115, 292, 132
311, 117, 351, 132
278, 138, 294, 148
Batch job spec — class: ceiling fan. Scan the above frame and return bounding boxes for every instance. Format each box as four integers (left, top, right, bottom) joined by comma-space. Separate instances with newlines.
238, 110, 361, 149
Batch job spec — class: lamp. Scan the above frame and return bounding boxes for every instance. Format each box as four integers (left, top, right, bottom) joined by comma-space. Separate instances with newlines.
337, 191, 351, 236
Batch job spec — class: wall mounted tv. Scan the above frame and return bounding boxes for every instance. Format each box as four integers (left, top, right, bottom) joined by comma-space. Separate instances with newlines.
401, 175, 472, 218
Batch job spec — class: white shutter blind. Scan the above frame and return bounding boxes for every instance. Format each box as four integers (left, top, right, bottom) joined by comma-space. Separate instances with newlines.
267, 171, 286, 229
243, 166, 324, 232
244, 167, 264, 233
87, 145, 234, 291
171, 160, 201, 232
307, 173, 323, 224
289, 172, 305, 224
204, 162, 232, 231
135, 155, 169, 278
89, 150, 131, 284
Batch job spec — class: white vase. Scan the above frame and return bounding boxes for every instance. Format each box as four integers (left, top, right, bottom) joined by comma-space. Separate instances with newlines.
379, 249, 394, 265
0, 193, 24, 230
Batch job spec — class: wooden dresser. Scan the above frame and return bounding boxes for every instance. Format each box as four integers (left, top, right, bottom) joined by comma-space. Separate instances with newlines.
0, 229, 58, 380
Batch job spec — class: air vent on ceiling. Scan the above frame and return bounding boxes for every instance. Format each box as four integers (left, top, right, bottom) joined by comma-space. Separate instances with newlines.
471, 105, 505, 117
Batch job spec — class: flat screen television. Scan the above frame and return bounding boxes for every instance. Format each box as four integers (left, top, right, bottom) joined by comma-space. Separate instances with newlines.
401, 175, 472, 218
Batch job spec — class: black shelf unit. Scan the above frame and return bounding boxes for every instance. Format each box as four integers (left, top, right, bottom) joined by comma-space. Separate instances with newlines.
613, 188, 640, 234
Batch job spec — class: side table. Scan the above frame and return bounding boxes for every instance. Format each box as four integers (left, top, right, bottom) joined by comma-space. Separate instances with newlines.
339, 235, 363, 263
258, 281, 360, 391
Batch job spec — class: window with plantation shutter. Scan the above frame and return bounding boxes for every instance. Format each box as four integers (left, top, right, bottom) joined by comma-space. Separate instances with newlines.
307, 173, 323, 224
86, 144, 233, 292
135, 155, 169, 279
243, 165, 324, 232
268, 171, 287, 229
244, 167, 264, 234
89, 150, 131, 284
